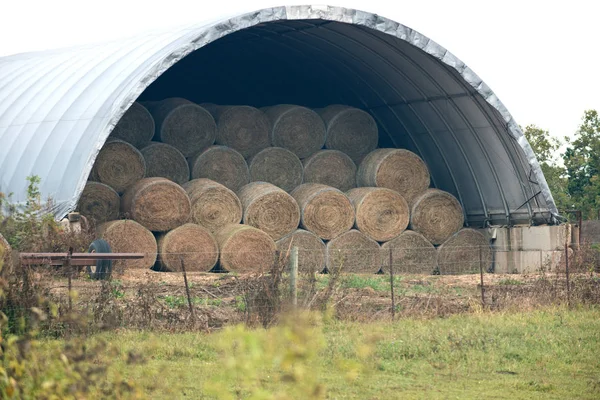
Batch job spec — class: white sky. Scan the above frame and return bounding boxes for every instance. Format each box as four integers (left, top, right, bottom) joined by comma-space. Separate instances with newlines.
1, 0, 599, 141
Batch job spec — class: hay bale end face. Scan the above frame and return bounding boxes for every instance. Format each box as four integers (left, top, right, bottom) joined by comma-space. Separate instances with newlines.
248, 147, 303, 192
76, 182, 120, 225
190, 146, 250, 192
326, 229, 381, 273
141, 142, 190, 185
302, 150, 357, 192
109, 102, 155, 149
291, 183, 355, 240
183, 178, 242, 233
216, 106, 270, 158
437, 228, 492, 275
147, 98, 216, 157
381, 230, 437, 274
347, 187, 409, 242
157, 223, 218, 272
276, 229, 326, 274
216, 224, 277, 273
238, 182, 300, 240
318, 105, 379, 163
97, 220, 157, 269
410, 189, 464, 245
357, 148, 430, 207
121, 177, 191, 232
264, 105, 326, 159
90, 139, 146, 193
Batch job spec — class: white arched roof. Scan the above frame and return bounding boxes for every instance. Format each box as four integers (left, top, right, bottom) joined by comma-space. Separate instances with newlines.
0, 4, 558, 226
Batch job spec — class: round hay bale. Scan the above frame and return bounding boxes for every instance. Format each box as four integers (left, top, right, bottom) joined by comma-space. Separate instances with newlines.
141, 142, 190, 184
326, 229, 381, 273
291, 183, 355, 240
147, 98, 216, 157
97, 220, 157, 269
276, 229, 326, 274
248, 147, 303, 192
238, 182, 300, 240
76, 182, 120, 225
381, 231, 437, 274
216, 224, 277, 273
182, 178, 242, 233
437, 229, 492, 275
347, 187, 409, 242
264, 105, 326, 158
357, 148, 430, 206
0, 233, 13, 274
410, 189, 464, 245
302, 150, 357, 192
121, 177, 191, 232
157, 223, 218, 272
190, 146, 250, 192
199, 102, 219, 119
317, 105, 379, 163
90, 139, 146, 193
215, 106, 270, 158
109, 101, 155, 149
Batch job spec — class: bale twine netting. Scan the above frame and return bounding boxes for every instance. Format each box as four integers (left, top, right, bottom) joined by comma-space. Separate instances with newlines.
190, 146, 250, 192
248, 147, 303, 192
318, 105, 379, 163
238, 182, 300, 240
276, 229, 326, 274
97, 220, 157, 269
437, 229, 492, 275
76, 182, 120, 225
140, 142, 190, 185
146, 98, 216, 157
381, 230, 437, 274
121, 177, 191, 232
410, 189, 464, 245
357, 148, 430, 207
216, 224, 277, 273
0, 233, 13, 274
347, 187, 409, 242
326, 229, 381, 273
215, 106, 270, 158
182, 178, 242, 233
264, 104, 326, 159
302, 150, 357, 192
157, 223, 218, 272
108, 101, 155, 149
90, 139, 146, 193
291, 183, 355, 240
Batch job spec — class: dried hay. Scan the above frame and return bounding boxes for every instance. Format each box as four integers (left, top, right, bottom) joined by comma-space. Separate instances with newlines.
182, 178, 242, 233
215, 106, 270, 158
264, 104, 326, 158
326, 229, 381, 273
190, 145, 250, 192
97, 220, 157, 269
215, 224, 277, 273
121, 177, 191, 232
302, 150, 357, 192
90, 139, 146, 193
0, 233, 13, 275
381, 230, 437, 274
109, 101, 155, 149
347, 187, 409, 242
141, 142, 190, 185
357, 148, 430, 206
410, 189, 464, 245
157, 223, 218, 272
238, 182, 300, 240
248, 147, 303, 192
276, 229, 326, 274
437, 228, 492, 275
76, 182, 120, 225
291, 183, 355, 240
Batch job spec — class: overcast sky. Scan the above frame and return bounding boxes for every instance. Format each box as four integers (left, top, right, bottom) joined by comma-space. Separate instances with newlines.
2, 0, 598, 142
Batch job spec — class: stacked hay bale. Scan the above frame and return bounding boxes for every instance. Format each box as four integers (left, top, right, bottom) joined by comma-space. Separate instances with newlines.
81, 98, 488, 275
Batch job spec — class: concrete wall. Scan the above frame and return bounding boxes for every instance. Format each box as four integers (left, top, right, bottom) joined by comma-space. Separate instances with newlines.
582, 220, 600, 244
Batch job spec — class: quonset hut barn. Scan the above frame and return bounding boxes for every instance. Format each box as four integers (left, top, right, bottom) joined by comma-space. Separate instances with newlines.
0, 5, 570, 273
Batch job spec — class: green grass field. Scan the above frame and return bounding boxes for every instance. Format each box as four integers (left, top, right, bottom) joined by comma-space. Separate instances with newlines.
41, 306, 600, 399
